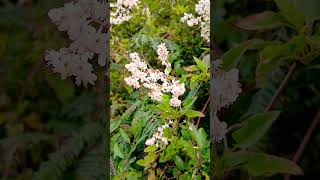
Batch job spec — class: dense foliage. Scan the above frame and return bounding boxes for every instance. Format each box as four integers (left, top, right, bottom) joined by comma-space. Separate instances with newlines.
110, 0, 211, 179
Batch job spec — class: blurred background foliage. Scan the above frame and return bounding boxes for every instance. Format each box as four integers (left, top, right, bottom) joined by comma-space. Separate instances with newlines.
0, 0, 107, 179
213, 0, 320, 179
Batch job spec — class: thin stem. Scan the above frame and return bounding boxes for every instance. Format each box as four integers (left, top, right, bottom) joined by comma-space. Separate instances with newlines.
196, 96, 210, 128
227, 62, 297, 133
284, 110, 320, 180
265, 62, 297, 112
110, 159, 117, 176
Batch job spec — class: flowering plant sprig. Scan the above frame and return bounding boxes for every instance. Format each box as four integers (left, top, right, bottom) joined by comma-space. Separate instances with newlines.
45, 0, 109, 87
181, 0, 210, 43
124, 43, 186, 107
45, 0, 140, 87
110, 0, 140, 25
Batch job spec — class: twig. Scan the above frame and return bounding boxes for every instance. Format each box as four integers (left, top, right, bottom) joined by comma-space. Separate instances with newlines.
120, 156, 130, 180
284, 110, 320, 180
110, 159, 117, 176
196, 96, 210, 128
227, 62, 297, 133
265, 62, 297, 112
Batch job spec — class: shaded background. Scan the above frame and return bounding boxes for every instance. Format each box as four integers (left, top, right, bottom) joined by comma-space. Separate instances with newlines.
0, 0, 107, 179
213, 0, 320, 179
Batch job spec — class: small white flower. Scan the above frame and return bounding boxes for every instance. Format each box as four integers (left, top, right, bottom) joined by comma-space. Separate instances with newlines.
145, 138, 155, 146
181, 0, 210, 42
124, 44, 186, 107
170, 96, 181, 107
171, 81, 186, 97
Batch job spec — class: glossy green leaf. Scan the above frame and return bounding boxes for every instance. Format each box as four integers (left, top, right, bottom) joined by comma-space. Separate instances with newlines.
196, 128, 208, 148
274, 0, 305, 28
223, 151, 303, 176
119, 129, 130, 143
292, 0, 320, 22
222, 39, 264, 71
144, 144, 158, 152
182, 96, 197, 110
247, 152, 303, 176
136, 159, 149, 167
232, 111, 280, 148
194, 56, 207, 72
184, 109, 204, 118
183, 65, 199, 72
235, 11, 284, 31
114, 143, 125, 159
173, 155, 185, 170
202, 54, 210, 70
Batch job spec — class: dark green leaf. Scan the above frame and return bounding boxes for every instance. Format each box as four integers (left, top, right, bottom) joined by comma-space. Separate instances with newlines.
144, 144, 158, 152
235, 11, 284, 31
119, 129, 130, 143
247, 152, 303, 176
114, 143, 124, 159
222, 39, 264, 71
182, 96, 197, 110
232, 111, 280, 148
173, 155, 185, 170
184, 109, 204, 118
274, 0, 305, 28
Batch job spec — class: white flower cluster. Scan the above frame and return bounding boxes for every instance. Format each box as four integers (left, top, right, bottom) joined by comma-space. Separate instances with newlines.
212, 114, 227, 142
124, 43, 186, 107
211, 60, 242, 143
110, 0, 140, 25
212, 68, 242, 111
181, 0, 210, 43
45, 0, 108, 87
145, 123, 171, 146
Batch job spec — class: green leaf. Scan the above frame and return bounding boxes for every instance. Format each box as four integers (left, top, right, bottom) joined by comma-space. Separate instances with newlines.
247, 152, 303, 176
182, 96, 197, 110
179, 74, 192, 83
292, 0, 320, 22
136, 152, 157, 167
232, 111, 280, 148
256, 58, 281, 87
145, 152, 157, 164
194, 56, 207, 72
235, 11, 284, 31
148, 169, 156, 180
222, 39, 264, 71
274, 0, 305, 28
119, 129, 130, 143
184, 109, 204, 118
223, 151, 250, 170
157, 101, 171, 113
183, 65, 199, 72
114, 143, 124, 159
202, 54, 210, 70
136, 159, 149, 167
308, 64, 320, 69
223, 151, 303, 176
196, 128, 208, 149
173, 155, 185, 170
144, 144, 158, 152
